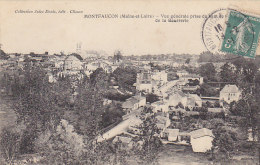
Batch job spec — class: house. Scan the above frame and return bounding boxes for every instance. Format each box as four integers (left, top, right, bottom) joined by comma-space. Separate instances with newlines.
53, 55, 66, 69
188, 94, 202, 107
186, 97, 196, 110
165, 129, 180, 141
122, 95, 146, 113
220, 84, 241, 104
167, 91, 200, 110
176, 70, 189, 77
112, 136, 133, 149
168, 91, 187, 107
135, 71, 152, 93
64, 54, 83, 71
190, 128, 214, 152
182, 85, 199, 92
208, 108, 224, 113
151, 70, 168, 84
151, 100, 169, 113
97, 116, 142, 142
155, 114, 171, 132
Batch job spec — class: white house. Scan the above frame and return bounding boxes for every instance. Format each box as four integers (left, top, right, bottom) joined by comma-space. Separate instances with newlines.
155, 115, 171, 131
50, 55, 66, 69
220, 84, 241, 104
97, 116, 142, 142
112, 136, 134, 150
64, 54, 83, 71
165, 129, 180, 142
135, 71, 152, 93
151, 70, 168, 84
190, 128, 214, 153
176, 70, 189, 77
168, 91, 187, 107
188, 94, 202, 107
122, 95, 146, 113
168, 92, 202, 110
151, 101, 169, 113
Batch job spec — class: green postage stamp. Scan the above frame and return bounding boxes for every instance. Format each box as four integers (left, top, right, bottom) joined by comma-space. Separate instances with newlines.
221, 9, 260, 58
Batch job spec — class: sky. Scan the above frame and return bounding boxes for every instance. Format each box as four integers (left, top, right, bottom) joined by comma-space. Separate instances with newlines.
0, 0, 260, 56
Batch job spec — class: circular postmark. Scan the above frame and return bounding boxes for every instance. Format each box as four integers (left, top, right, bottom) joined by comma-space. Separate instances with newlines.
202, 9, 227, 54
202, 8, 255, 56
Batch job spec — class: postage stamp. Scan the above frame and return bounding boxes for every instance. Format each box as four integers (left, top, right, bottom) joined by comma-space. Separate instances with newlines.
220, 9, 260, 58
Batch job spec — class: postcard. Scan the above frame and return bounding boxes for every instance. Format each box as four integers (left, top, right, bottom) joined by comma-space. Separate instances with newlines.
0, 1, 259, 165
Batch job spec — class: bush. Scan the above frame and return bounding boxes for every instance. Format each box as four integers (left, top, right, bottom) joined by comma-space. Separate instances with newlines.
0, 127, 21, 163
36, 119, 86, 164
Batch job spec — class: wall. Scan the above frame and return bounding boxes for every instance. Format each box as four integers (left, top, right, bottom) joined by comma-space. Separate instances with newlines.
190, 136, 213, 152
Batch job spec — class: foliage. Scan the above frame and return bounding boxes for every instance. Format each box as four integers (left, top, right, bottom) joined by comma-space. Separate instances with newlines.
167, 72, 178, 81
0, 127, 21, 164
185, 58, 190, 64
90, 67, 110, 91
229, 95, 259, 141
219, 63, 237, 83
104, 92, 131, 101
0, 49, 9, 59
199, 83, 219, 97
112, 66, 137, 92
146, 93, 160, 104
10, 63, 63, 154
194, 106, 208, 120
197, 51, 222, 63
220, 59, 258, 87
36, 120, 86, 164
199, 63, 216, 81
134, 112, 162, 165
113, 50, 123, 63
101, 102, 124, 128
72, 81, 104, 138
212, 126, 239, 160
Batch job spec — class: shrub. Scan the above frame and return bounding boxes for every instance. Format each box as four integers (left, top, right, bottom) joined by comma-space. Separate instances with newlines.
0, 127, 21, 163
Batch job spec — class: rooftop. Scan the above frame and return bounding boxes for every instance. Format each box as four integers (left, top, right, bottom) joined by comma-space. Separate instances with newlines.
221, 84, 240, 93
190, 128, 214, 139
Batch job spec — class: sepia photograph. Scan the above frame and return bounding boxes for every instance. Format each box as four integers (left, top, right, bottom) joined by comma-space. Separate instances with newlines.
0, 1, 259, 164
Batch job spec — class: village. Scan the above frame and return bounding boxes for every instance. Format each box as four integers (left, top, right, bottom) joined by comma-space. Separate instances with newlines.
0, 47, 259, 164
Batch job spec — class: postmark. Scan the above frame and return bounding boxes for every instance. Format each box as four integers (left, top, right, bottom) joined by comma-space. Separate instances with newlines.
202, 9, 227, 54
220, 9, 260, 58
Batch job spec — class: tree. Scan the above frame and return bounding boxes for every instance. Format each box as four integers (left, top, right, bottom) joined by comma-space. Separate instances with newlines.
200, 83, 218, 97
219, 62, 237, 83
12, 64, 62, 153
0, 127, 21, 164
185, 58, 190, 64
230, 94, 259, 142
220, 58, 258, 88
100, 102, 124, 128
212, 126, 238, 160
146, 93, 160, 104
134, 113, 162, 165
232, 58, 257, 84
198, 51, 221, 63
90, 68, 110, 92
0, 48, 9, 59
199, 63, 216, 81
112, 66, 137, 92
113, 50, 123, 63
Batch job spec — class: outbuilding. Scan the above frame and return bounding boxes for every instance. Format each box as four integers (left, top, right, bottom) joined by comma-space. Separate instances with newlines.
190, 128, 214, 152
